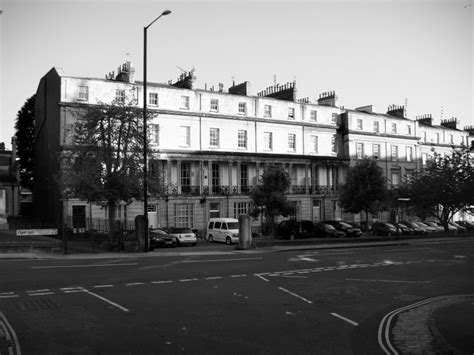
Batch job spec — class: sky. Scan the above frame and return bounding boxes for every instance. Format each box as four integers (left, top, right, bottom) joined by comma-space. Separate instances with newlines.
0, 0, 472, 150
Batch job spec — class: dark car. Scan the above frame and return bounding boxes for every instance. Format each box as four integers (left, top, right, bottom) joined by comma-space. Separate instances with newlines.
450, 222, 467, 233
314, 222, 346, 238
456, 221, 474, 231
424, 221, 444, 232
324, 220, 362, 238
149, 229, 177, 250
413, 222, 437, 234
371, 222, 400, 236
277, 220, 316, 240
396, 222, 415, 235
401, 221, 426, 235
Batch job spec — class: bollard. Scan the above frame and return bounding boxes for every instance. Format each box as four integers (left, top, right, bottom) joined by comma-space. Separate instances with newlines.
238, 215, 252, 249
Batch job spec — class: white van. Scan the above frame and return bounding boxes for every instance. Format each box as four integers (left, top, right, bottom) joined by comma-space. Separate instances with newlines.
207, 218, 240, 244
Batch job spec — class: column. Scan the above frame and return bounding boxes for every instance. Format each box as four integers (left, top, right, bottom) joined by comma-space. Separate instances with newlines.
177, 160, 181, 195
167, 160, 172, 196
305, 163, 309, 194
199, 160, 203, 195
237, 161, 241, 194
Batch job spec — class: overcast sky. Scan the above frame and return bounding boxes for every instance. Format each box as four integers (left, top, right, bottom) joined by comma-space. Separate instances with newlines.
1, 0, 472, 149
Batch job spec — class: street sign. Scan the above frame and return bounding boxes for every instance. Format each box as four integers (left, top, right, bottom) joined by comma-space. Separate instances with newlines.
16, 229, 58, 236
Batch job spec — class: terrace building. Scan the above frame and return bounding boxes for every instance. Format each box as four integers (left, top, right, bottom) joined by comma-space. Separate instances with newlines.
34, 63, 349, 232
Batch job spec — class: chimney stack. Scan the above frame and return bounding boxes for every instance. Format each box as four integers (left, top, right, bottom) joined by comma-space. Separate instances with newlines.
114, 61, 135, 83
416, 114, 433, 126
386, 104, 405, 118
464, 125, 474, 135
171, 69, 196, 89
229, 81, 251, 96
257, 81, 297, 101
355, 105, 374, 113
317, 91, 337, 107
440, 117, 458, 130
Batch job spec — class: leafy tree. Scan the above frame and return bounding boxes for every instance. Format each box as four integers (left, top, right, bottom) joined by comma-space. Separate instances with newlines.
62, 93, 159, 239
404, 146, 474, 231
14, 94, 36, 191
339, 158, 388, 225
249, 164, 295, 238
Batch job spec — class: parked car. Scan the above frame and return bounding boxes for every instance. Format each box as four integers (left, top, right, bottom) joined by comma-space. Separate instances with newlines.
167, 227, 197, 246
149, 229, 177, 250
314, 222, 346, 238
396, 223, 415, 235
456, 221, 474, 231
450, 222, 467, 233
277, 220, 316, 240
371, 222, 400, 236
324, 220, 362, 238
401, 221, 426, 235
413, 222, 437, 234
424, 221, 444, 232
207, 218, 240, 244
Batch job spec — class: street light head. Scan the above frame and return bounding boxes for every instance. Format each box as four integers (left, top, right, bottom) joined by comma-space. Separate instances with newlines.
162, 10, 172, 15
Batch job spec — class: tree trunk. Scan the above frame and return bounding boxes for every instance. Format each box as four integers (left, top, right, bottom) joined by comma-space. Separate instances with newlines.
107, 201, 116, 241
268, 214, 275, 239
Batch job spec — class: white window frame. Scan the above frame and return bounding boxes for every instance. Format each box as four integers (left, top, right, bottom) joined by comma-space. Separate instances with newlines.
310, 110, 317, 122
210, 98, 219, 112
78, 86, 89, 101
264, 132, 273, 151
356, 119, 363, 130
288, 133, 296, 151
391, 145, 398, 161
149, 92, 159, 106
356, 142, 364, 159
310, 135, 318, 153
116, 89, 125, 103
179, 126, 190, 147
180, 95, 190, 110
238, 102, 247, 115
406, 146, 413, 162
331, 135, 337, 153
407, 125, 412, 135
373, 144, 380, 159
374, 121, 380, 133
331, 113, 337, 124
210, 128, 220, 147
238, 130, 247, 149
391, 123, 397, 134
264, 104, 272, 118
149, 124, 159, 145
288, 107, 295, 120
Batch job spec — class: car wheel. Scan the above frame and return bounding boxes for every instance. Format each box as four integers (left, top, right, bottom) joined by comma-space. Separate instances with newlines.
289, 233, 296, 241
192, 242, 197, 246
209, 235, 214, 243
226, 237, 232, 245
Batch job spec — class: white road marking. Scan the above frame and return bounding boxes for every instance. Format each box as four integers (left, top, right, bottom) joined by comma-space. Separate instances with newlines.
32, 263, 138, 269
151, 280, 173, 284
330, 312, 359, 326
204, 276, 222, 280
182, 257, 262, 263
230, 274, 247, 278
93, 285, 114, 288
274, 275, 307, 279
1, 311, 21, 354
346, 278, 431, 284
29, 292, 54, 296
254, 274, 270, 282
81, 289, 130, 312
125, 282, 145, 286
0, 294, 19, 299
63, 290, 84, 293
27, 289, 50, 293
179, 278, 198, 282
278, 287, 313, 304
60, 287, 83, 291
0, 292, 15, 295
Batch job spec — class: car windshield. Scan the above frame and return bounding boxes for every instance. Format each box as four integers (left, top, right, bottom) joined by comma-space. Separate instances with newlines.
324, 224, 336, 230
386, 223, 396, 228
339, 222, 352, 228
417, 222, 428, 227
227, 222, 239, 229
398, 223, 408, 228
150, 229, 168, 236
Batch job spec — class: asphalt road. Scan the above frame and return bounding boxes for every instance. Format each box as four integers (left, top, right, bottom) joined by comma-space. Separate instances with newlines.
1, 238, 473, 354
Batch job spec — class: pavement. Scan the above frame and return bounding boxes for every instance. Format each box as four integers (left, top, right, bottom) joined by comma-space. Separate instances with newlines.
1, 228, 473, 354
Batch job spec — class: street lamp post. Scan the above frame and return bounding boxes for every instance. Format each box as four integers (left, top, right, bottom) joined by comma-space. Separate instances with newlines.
143, 9, 171, 252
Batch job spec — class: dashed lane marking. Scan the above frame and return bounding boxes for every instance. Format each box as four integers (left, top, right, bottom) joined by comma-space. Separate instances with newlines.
230, 274, 247, 278
330, 312, 359, 326
181, 257, 262, 263
125, 282, 145, 286
278, 287, 313, 304
93, 284, 114, 288
28, 292, 54, 296
32, 263, 138, 269
151, 280, 173, 284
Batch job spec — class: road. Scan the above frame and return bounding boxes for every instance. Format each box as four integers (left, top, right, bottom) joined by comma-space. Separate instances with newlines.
1, 238, 473, 354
